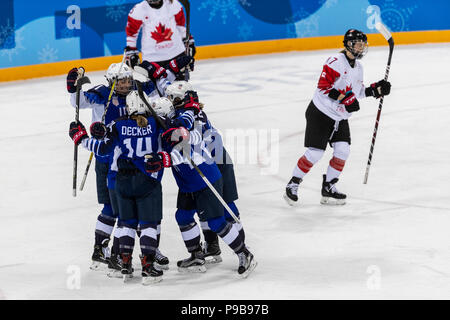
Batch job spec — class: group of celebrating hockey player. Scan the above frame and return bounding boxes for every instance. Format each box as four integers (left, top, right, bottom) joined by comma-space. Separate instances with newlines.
66, 0, 256, 284
65, 0, 393, 285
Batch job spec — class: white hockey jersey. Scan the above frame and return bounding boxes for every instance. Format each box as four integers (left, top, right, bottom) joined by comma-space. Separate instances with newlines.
126, 0, 186, 62
312, 52, 366, 121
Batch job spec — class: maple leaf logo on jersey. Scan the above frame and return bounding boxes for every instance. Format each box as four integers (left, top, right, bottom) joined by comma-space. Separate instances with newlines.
339, 85, 353, 96
151, 23, 173, 43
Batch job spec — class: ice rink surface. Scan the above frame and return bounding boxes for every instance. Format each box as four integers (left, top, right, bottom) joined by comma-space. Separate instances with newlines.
0, 43, 449, 300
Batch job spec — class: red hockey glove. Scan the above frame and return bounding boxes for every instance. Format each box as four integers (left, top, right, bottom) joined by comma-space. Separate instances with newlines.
144, 151, 172, 173
69, 121, 88, 145
90, 122, 107, 140
339, 91, 360, 113
139, 61, 167, 81
182, 90, 201, 114
161, 127, 190, 147
366, 79, 391, 98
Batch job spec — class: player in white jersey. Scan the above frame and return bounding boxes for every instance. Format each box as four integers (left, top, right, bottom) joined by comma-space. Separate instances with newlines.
284, 29, 391, 206
125, 0, 195, 80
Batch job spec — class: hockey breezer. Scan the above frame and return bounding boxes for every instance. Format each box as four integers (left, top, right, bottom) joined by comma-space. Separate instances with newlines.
72, 68, 90, 197
363, 22, 394, 184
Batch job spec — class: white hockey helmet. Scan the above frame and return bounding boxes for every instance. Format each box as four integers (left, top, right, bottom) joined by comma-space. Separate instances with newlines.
165, 81, 194, 108
126, 90, 149, 115
105, 63, 134, 95
151, 97, 175, 119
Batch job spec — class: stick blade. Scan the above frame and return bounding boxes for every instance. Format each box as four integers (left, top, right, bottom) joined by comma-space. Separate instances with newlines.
375, 22, 392, 41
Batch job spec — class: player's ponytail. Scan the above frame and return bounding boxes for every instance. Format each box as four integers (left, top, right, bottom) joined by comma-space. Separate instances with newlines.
131, 115, 148, 128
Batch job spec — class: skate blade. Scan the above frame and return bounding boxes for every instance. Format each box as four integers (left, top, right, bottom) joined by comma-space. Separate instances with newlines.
205, 255, 222, 264
142, 276, 163, 285
122, 273, 134, 283
320, 196, 346, 205
177, 265, 207, 273
239, 259, 258, 279
107, 269, 123, 278
155, 262, 170, 271
90, 261, 108, 271
283, 193, 299, 207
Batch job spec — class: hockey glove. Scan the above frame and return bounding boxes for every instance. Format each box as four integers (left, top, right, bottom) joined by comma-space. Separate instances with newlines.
66, 68, 79, 93
169, 55, 194, 74
90, 122, 107, 140
182, 90, 201, 114
366, 79, 391, 98
125, 46, 140, 68
183, 35, 196, 57
139, 61, 167, 81
69, 121, 88, 145
161, 127, 190, 147
339, 91, 360, 113
144, 151, 172, 173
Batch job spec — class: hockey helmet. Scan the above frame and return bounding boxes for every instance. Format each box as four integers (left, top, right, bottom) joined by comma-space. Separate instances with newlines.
126, 90, 149, 115
151, 97, 175, 119
105, 63, 134, 96
343, 29, 368, 59
165, 81, 194, 108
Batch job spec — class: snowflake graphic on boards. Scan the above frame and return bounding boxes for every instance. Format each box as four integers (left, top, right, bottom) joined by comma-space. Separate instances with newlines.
238, 22, 253, 41
0, 19, 15, 49
374, 0, 417, 32
106, 0, 128, 22
199, 0, 250, 24
38, 44, 58, 63
0, 27, 25, 62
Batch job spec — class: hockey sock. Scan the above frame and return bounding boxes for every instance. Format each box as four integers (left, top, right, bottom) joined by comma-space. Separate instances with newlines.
95, 208, 116, 246
326, 142, 349, 181
119, 221, 137, 255
111, 226, 122, 256
224, 202, 245, 242
292, 148, 324, 179
208, 217, 244, 254
200, 221, 219, 243
179, 222, 201, 252
139, 223, 158, 257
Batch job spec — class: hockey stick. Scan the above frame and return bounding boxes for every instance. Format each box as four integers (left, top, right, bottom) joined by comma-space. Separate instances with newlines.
178, 0, 190, 80
72, 68, 91, 197
79, 50, 127, 191
135, 81, 241, 224
363, 22, 394, 184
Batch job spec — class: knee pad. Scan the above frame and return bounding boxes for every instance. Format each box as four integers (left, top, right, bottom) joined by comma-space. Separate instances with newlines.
207, 216, 227, 233
175, 209, 196, 226
121, 219, 138, 229
101, 203, 114, 217
304, 148, 325, 164
224, 202, 240, 222
332, 142, 350, 160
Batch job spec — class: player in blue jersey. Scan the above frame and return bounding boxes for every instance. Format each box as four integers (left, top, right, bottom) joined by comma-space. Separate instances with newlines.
159, 86, 256, 277
68, 92, 178, 284
66, 57, 191, 270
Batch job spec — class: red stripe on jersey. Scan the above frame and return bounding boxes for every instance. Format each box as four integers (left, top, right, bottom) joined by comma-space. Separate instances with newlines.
317, 64, 341, 94
329, 157, 346, 172
297, 156, 313, 174
174, 8, 186, 27
126, 16, 143, 37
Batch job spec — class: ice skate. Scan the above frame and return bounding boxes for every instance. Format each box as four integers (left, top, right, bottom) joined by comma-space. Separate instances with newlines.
177, 249, 206, 273
283, 177, 302, 206
202, 240, 222, 264
320, 175, 346, 205
154, 248, 169, 270
121, 253, 134, 282
107, 253, 122, 278
90, 239, 110, 270
140, 255, 163, 285
237, 248, 257, 279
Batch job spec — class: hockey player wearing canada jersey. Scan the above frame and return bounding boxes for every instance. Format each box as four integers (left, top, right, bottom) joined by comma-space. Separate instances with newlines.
69, 92, 175, 285
125, 0, 195, 80
66, 62, 172, 270
165, 81, 246, 264
284, 29, 391, 206
160, 87, 256, 277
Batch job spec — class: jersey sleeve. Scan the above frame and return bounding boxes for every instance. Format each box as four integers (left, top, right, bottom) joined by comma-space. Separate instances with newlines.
126, 4, 145, 48
82, 123, 119, 156
354, 64, 366, 99
173, 2, 187, 38
317, 56, 343, 95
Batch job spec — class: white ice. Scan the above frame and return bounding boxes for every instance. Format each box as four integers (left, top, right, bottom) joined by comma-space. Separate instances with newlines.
0, 43, 449, 300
